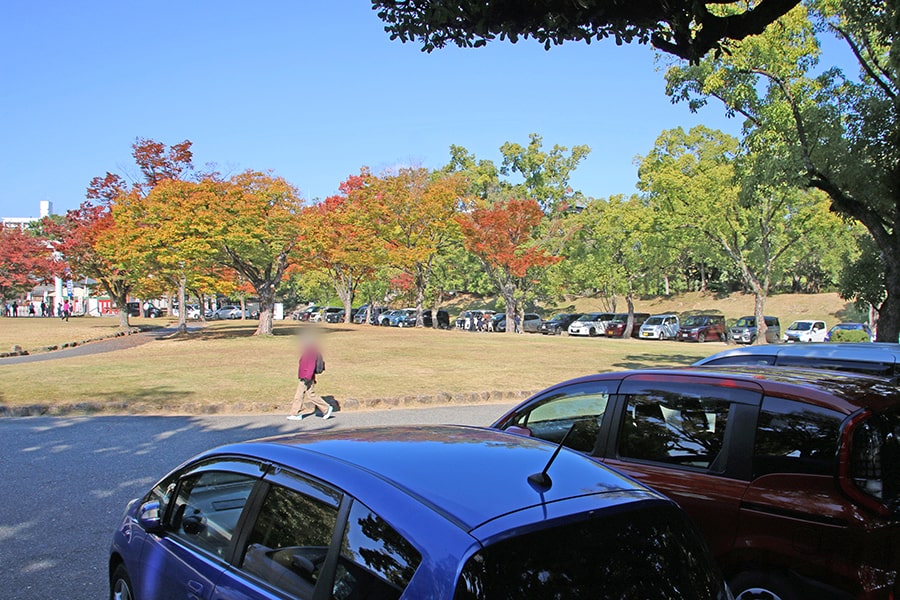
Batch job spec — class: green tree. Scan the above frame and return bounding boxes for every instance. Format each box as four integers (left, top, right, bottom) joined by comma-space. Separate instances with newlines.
639, 125, 821, 344
570, 195, 666, 335
372, 0, 800, 61
664, 1, 900, 340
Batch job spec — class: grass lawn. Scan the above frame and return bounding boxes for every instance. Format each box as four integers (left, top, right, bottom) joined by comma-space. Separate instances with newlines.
0, 321, 716, 414
0, 316, 165, 352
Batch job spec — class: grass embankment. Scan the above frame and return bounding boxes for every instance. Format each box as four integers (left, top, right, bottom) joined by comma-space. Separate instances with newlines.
0, 320, 714, 414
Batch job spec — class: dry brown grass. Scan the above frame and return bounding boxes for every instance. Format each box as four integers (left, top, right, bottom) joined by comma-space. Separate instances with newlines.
0, 320, 716, 414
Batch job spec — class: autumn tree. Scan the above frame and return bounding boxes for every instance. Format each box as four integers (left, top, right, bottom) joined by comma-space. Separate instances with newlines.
372, 168, 469, 327
0, 227, 58, 302
108, 179, 220, 333
458, 198, 562, 334
664, 2, 900, 340
48, 200, 135, 328
204, 171, 304, 336
302, 170, 385, 323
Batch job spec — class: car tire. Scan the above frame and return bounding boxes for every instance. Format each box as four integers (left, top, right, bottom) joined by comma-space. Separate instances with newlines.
588, 327, 597, 337
659, 332, 668, 341
729, 571, 799, 600
110, 564, 135, 600
698, 333, 706, 343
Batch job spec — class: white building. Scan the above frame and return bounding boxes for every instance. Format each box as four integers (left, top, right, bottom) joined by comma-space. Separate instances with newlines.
2, 200, 52, 229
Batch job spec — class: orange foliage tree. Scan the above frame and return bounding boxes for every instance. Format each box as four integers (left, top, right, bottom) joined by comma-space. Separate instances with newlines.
458, 198, 562, 333
372, 168, 469, 326
202, 171, 305, 335
301, 170, 385, 323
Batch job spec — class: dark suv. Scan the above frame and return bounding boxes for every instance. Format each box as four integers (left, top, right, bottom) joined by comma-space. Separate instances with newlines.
396, 309, 451, 329
493, 366, 900, 599
540, 313, 581, 335
677, 314, 727, 343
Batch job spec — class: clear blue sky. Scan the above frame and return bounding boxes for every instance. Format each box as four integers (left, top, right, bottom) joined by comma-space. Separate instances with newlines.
0, 1, 745, 217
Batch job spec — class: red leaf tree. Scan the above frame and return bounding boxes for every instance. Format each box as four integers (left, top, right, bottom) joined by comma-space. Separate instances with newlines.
300, 170, 385, 322
0, 227, 58, 304
458, 198, 561, 333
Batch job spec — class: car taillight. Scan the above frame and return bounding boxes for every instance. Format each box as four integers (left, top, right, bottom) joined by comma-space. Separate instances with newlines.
842, 411, 900, 516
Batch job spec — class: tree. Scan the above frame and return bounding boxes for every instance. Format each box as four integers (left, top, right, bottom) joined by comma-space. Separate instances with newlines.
638, 126, 822, 344
48, 201, 135, 328
372, 168, 469, 327
664, 1, 900, 341
569, 196, 666, 336
499, 134, 590, 211
108, 179, 220, 333
372, 0, 800, 61
302, 171, 385, 323
458, 198, 562, 334
206, 171, 304, 336
0, 227, 57, 302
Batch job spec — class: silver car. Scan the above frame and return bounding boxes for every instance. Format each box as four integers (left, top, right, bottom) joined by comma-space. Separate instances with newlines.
639, 314, 680, 340
568, 312, 616, 337
695, 342, 900, 378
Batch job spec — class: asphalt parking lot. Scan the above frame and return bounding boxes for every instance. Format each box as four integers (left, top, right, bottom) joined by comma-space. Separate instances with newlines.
0, 404, 510, 600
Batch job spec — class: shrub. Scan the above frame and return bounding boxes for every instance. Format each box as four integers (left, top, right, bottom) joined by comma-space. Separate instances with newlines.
829, 329, 871, 343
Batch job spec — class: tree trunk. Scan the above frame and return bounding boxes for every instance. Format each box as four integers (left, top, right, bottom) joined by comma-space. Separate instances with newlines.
503, 286, 517, 335
877, 279, 900, 342
342, 294, 353, 324
115, 291, 130, 329
753, 290, 768, 345
663, 275, 670, 296
240, 294, 246, 320
700, 262, 707, 292
414, 267, 428, 328
255, 284, 275, 336
176, 276, 187, 334
623, 286, 636, 338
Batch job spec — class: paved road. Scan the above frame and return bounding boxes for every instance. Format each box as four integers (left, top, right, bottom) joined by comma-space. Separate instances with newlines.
0, 325, 189, 366
0, 404, 512, 599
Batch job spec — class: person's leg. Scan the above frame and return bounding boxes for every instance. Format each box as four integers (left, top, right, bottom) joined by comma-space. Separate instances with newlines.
289, 380, 308, 416
305, 381, 332, 417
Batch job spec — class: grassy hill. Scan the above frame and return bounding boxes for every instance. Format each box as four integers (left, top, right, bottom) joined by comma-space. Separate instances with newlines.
450, 291, 859, 327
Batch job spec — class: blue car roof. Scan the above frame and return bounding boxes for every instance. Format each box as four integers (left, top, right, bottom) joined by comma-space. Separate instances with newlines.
213, 425, 654, 532
695, 342, 900, 366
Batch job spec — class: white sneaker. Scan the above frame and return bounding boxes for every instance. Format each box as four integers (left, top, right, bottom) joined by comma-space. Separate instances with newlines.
322, 406, 333, 419
286, 414, 303, 421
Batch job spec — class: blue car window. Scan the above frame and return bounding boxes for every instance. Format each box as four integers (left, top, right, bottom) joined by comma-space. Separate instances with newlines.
753, 397, 842, 477
170, 471, 256, 559
239, 483, 339, 599
332, 501, 421, 600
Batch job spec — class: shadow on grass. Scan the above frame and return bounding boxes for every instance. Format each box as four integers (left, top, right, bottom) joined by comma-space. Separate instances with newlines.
611, 353, 703, 370
169, 323, 354, 341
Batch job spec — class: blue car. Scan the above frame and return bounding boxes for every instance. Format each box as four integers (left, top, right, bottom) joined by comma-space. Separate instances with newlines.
109, 426, 728, 600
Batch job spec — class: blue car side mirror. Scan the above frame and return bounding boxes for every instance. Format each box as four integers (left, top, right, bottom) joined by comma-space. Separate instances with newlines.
137, 501, 162, 532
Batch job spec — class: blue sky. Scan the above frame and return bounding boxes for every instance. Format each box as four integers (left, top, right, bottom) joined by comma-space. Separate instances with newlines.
1, 1, 748, 217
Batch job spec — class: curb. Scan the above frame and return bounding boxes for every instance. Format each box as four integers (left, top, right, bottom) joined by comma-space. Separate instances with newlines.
0, 327, 144, 358
0, 389, 537, 418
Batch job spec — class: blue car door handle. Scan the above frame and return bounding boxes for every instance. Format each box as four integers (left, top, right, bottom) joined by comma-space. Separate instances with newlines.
187, 579, 204, 598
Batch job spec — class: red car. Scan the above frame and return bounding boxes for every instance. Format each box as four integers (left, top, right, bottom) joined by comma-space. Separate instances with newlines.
492, 366, 900, 599
604, 312, 650, 337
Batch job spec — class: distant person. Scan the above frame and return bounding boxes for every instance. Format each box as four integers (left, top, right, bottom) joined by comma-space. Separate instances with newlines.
287, 331, 333, 421
28, 303, 35, 317
11, 301, 18, 317
40, 301, 48, 317
515, 314, 522, 334
62, 299, 70, 322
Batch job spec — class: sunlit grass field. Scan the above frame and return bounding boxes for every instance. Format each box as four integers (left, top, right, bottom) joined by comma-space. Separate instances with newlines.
0, 320, 714, 414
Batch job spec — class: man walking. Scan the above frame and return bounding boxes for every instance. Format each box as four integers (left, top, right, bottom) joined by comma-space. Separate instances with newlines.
287, 334, 333, 421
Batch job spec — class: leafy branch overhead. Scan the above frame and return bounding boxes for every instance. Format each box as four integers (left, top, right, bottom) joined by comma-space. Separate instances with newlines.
371, 0, 800, 61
